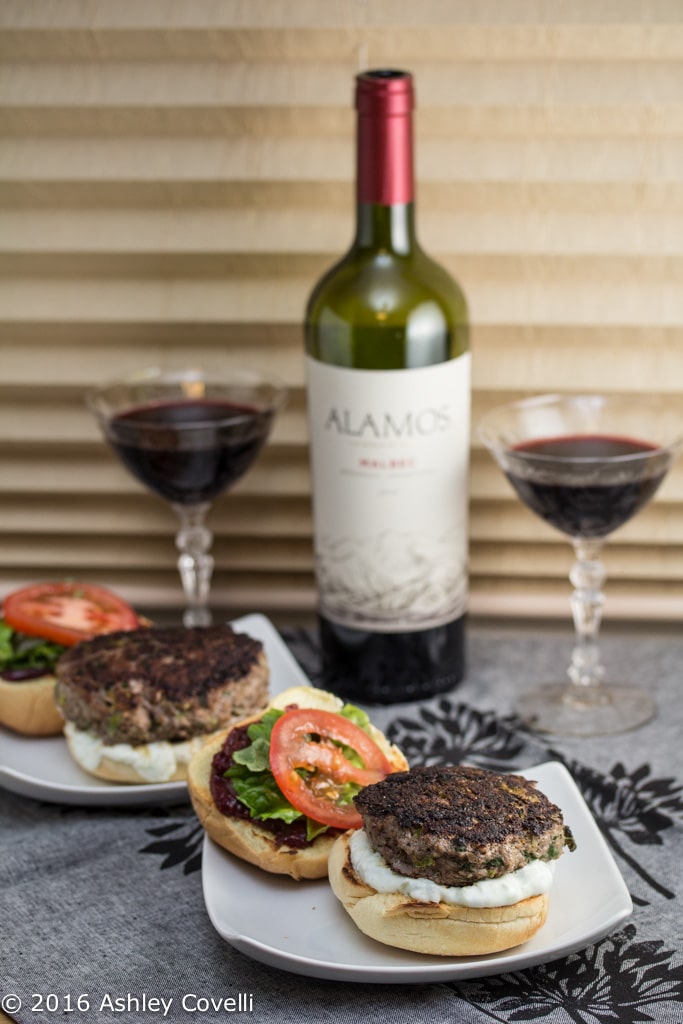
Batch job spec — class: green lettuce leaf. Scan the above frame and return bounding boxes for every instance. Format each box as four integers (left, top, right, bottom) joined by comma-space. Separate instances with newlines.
228, 708, 301, 822
0, 619, 66, 673
225, 701, 376, 842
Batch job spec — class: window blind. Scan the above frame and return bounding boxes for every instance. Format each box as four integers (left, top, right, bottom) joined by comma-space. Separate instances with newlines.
1, 0, 682, 624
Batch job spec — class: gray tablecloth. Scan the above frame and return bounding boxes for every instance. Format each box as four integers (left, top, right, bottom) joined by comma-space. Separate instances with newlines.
2, 624, 683, 1023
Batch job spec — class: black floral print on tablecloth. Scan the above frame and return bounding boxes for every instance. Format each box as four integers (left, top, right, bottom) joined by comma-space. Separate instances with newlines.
139, 819, 203, 875
385, 700, 528, 770
552, 759, 683, 905
453, 924, 683, 1023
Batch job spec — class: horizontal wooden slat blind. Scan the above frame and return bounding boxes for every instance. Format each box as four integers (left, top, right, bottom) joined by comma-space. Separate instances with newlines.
1, 0, 683, 624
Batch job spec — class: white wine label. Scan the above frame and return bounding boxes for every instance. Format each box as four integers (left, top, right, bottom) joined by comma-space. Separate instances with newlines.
306, 354, 471, 632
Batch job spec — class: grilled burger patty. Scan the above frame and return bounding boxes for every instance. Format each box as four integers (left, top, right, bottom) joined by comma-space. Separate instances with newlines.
354, 764, 575, 887
55, 625, 268, 746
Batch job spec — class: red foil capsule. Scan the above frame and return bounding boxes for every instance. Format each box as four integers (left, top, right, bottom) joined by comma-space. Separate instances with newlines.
355, 70, 414, 206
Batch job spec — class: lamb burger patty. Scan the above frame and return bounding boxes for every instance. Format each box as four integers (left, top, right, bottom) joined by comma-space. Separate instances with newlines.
55, 625, 268, 745
354, 764, 574, 887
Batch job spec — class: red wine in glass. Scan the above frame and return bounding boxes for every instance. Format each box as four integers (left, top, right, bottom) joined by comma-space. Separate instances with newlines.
478, 393, 682, 736
88, 368, 286, 627
506, 434, 669, 539
108, 398, 275, 506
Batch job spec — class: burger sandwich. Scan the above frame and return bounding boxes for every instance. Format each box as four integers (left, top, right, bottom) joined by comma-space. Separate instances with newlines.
328, 764, 576, 955
188, 685, 408, 880
0, 581, 140, 736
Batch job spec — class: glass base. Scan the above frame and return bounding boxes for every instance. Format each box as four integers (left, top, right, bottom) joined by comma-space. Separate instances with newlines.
516, 684, 656, 737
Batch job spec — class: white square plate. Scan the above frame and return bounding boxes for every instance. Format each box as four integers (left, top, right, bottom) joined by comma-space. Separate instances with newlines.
202, 760, 632, 982
0, 614, 309, 806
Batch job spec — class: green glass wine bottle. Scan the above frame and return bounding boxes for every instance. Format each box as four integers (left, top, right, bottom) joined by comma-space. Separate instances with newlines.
304, 69, 470, 703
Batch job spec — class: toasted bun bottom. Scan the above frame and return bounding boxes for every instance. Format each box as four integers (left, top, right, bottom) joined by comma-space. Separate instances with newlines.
0, 674, 64, 736
63, 722, 207, 784
328, 831, 549, 956
187, 687, 410, 880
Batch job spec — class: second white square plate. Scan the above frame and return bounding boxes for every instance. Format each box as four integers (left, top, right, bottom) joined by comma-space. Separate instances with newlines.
202, 762, 632, 982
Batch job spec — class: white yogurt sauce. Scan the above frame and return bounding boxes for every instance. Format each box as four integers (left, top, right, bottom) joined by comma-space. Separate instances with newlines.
349, 829, 555, 908
64, 722, 204, 783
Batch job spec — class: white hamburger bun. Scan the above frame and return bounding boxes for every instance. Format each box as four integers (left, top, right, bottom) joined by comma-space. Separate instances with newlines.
328, 830, 549, 956
187, 686, 408, 881
0, 673, 64, 736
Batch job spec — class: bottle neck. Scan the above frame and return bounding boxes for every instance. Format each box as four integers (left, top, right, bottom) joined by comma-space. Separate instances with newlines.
355, 202, 416, 254
354, 71, 416, 255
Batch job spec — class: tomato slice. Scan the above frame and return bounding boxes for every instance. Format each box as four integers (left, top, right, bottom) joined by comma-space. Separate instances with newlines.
269, 707, 394, 829
2, 582, 139, 646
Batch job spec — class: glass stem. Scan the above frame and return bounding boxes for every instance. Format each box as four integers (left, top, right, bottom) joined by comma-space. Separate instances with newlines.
173, 503, 214, 627
567, 538, 607, 704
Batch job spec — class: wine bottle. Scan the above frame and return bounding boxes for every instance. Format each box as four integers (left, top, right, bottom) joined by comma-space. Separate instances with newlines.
304, 69, 470, 703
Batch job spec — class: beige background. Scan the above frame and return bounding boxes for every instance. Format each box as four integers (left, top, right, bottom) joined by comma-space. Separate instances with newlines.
1, 0, 682, 627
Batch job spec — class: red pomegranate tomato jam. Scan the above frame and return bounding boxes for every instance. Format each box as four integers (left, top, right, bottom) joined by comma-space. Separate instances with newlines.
209, 722, 338, 849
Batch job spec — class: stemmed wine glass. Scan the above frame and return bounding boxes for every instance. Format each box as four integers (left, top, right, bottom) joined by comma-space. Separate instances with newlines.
479, 393, 682, 736
88, 366, 287, 628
